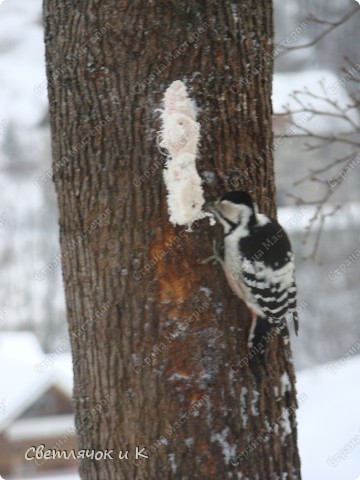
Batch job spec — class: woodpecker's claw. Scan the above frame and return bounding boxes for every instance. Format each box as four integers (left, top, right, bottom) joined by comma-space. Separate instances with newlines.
200, 239, 224, 266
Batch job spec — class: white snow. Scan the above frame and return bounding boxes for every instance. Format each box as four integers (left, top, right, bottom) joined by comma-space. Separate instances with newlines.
168, 452, 177, 473
168, 372, 190, 381
0, 332, 73, 433
280, 407, 292, 440
240, 386, 248, 428
250, 390, 260, 416
297, 356, 360, 480
7, 414, 75, 441
184, 437, 194, 447
280, 371, 291, 395
211, 427, 236, 465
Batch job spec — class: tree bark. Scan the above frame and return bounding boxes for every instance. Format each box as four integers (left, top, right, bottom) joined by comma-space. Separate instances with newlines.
43, 1, 301, 479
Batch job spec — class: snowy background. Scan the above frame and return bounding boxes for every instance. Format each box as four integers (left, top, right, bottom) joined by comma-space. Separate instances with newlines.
0, 0, 359, 479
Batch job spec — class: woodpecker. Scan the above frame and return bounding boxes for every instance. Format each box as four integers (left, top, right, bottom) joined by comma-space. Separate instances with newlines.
206, 191, 298, 349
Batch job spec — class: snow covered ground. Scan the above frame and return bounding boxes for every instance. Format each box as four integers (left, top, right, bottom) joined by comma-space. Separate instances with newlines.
298, 356, 360, 480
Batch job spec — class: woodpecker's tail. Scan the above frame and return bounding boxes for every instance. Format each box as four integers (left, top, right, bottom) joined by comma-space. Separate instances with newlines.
293, 310, 299, 335
248, 316, 290, 353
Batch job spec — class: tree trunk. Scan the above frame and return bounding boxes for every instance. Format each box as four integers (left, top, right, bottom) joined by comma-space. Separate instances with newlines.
43, 1, 301, 478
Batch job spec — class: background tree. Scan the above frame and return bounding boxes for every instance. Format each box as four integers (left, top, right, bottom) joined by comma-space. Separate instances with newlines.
43, 1, 301, 478
274, 3, 360, 258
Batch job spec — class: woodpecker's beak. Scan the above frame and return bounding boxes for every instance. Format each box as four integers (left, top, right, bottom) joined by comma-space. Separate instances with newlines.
204, 198, 219, 212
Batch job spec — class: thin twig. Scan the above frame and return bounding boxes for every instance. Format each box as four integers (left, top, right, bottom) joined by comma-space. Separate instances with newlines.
277, 6, 359, 57
275, 132, 360, 147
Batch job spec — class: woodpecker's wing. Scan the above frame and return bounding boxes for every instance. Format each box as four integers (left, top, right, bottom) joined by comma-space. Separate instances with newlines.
239, 220, 298, 333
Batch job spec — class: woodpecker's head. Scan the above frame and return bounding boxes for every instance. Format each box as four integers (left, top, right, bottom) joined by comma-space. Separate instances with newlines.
206, 191, 256, 234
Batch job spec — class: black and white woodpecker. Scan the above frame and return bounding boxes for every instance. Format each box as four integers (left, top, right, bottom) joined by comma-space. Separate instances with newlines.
205, 191, 298, 349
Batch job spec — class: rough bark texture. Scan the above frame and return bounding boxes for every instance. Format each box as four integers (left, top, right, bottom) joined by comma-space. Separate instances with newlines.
43, 1, 301, 479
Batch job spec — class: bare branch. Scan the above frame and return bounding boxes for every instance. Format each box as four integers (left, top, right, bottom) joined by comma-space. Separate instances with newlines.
306, 14, 339, 27
277, 6, 360, 58
287, 190, 343, 260
274, 108, 354, 120
274, 81, 359, 259
293, 152, 356, 186
275, 131, 360, 147
304, 207, 339, 261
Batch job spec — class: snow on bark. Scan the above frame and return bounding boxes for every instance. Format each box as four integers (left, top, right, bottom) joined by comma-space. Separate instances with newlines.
159, 80, 213, 228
